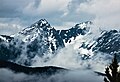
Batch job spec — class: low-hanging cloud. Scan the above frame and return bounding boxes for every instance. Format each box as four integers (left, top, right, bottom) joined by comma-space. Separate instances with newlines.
0, 68, 103, 82
0, 23, 21, 35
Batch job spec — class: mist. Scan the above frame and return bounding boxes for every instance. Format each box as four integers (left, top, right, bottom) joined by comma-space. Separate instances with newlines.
0, 68, 103, 82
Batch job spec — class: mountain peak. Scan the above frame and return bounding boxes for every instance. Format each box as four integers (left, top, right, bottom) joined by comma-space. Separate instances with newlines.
31, 19, 50, 29
38, 19, 48, 24
18, 19, 51, 36
75, 21, 92, 29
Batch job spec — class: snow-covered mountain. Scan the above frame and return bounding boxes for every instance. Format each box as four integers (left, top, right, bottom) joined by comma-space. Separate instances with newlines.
0, 19, 120, 67
0, 19, 92, 66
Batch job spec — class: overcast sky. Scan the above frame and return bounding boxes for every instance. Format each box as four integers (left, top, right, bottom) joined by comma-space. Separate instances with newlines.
0, 0, 120, 35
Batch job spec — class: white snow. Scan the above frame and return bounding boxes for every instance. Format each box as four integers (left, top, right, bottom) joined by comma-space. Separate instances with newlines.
0, 36, 7, 41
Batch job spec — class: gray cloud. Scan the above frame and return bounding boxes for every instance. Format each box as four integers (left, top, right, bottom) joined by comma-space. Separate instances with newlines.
33, 0, 41, 8
0, 23, 20, 35
77, 0, 120, 29
0, 0, 119, 35
0, 0, 90, 27
0, 0, 34, 17
0, 0, 73, 34
68, 0, 87, 11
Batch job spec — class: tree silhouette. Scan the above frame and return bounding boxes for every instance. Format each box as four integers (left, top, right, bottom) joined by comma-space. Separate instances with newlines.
104, 54, 120, 82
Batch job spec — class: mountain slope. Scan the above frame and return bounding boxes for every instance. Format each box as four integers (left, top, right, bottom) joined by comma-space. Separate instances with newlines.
93, 30, 120, 54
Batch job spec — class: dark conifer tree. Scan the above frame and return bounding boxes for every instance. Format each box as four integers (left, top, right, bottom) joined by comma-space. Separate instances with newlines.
104, 54, 120, 82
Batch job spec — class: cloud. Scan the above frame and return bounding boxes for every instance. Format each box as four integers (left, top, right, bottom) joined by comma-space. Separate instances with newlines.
0, 0, 34, 18
0, 68, 102, 82
0, 0, 120, 35
0, 0, 94, 30
0, 18, 24, 35
23, 0, 71, 17
0, 0, 74, 31
77, 0, 120, 29
0, 22, 22, 35
0, 0, 71, 18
